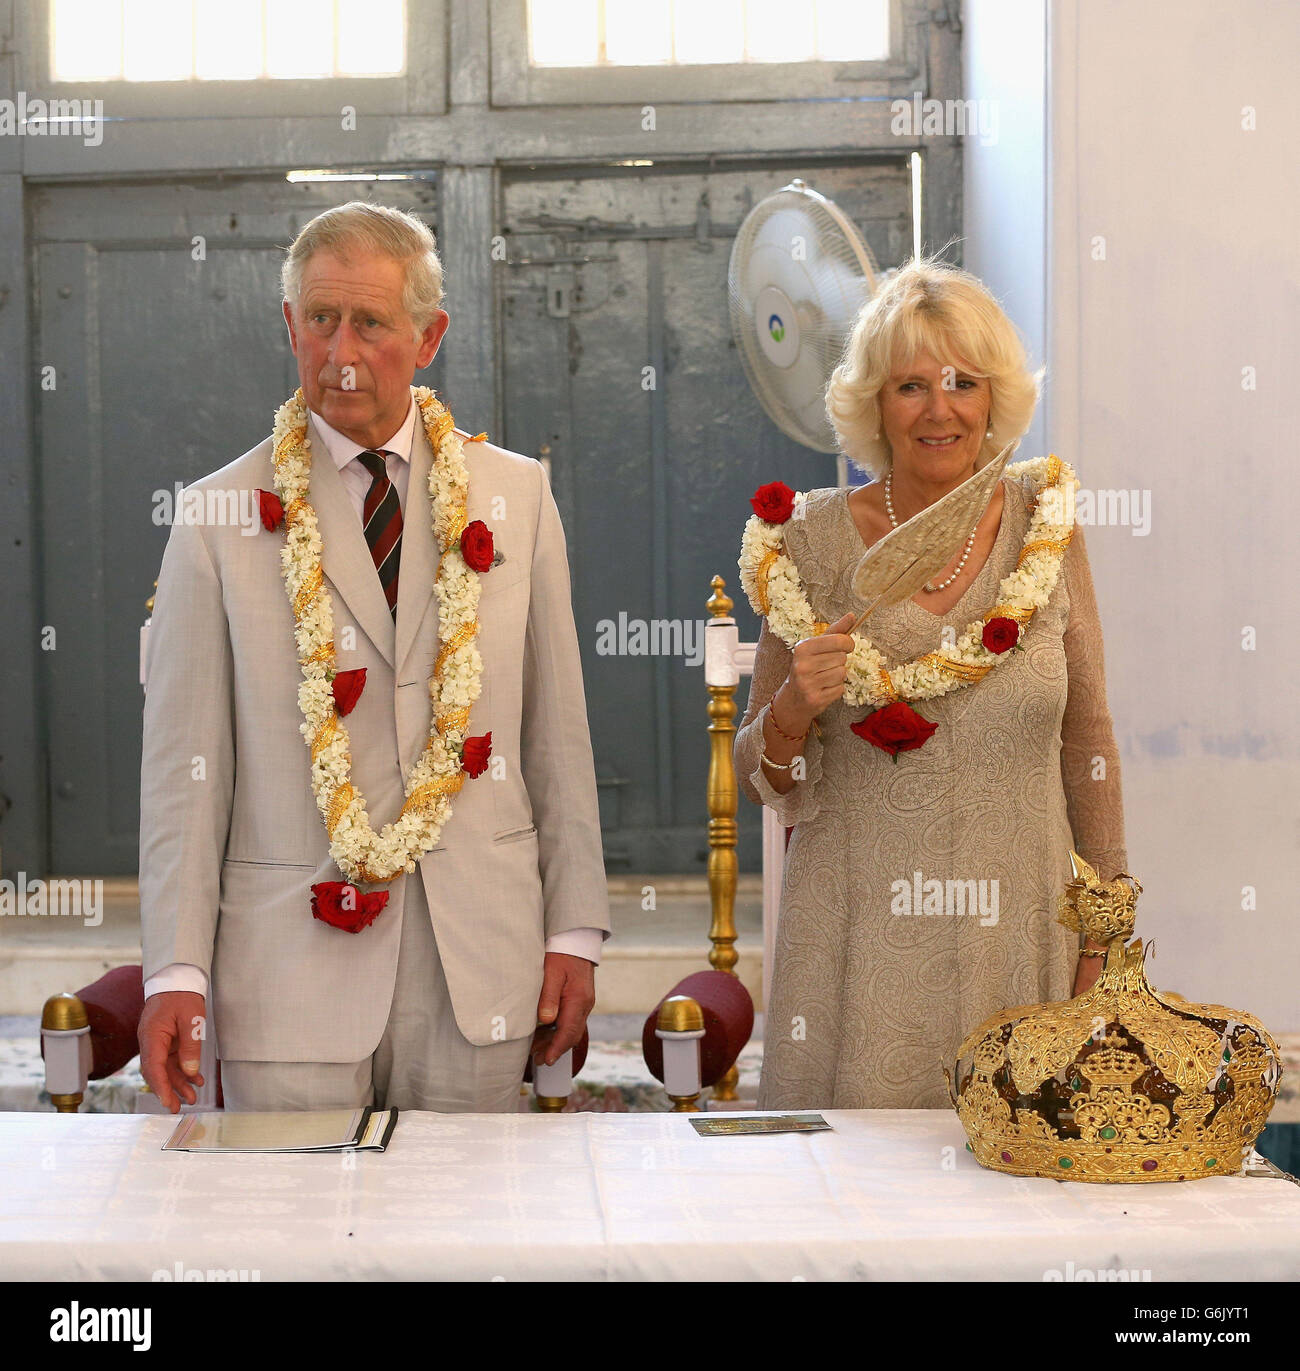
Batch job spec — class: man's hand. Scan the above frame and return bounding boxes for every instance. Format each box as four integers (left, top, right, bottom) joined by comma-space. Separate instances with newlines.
138, 991, 207, 1113
531, 952, 595, 1068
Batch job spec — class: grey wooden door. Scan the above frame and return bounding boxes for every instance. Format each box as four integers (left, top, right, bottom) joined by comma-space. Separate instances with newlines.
33, 177, 440, 873
500, 160, 911, 872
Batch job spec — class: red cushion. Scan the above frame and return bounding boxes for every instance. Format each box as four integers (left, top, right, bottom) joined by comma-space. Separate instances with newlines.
75, 965, 145, 1079
642, 970, 754, 1089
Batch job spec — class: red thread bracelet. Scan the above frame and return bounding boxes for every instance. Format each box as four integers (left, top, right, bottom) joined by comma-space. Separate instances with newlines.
768, 694, 808, 743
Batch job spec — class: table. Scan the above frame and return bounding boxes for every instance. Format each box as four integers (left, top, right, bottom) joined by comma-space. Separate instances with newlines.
2, 1109, 1297, 1281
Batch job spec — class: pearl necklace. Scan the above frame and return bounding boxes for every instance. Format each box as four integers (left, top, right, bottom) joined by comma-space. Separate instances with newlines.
884, 467, 980, 593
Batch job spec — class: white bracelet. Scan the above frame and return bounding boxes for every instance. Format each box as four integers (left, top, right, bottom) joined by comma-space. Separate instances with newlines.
760, 750, 799, 772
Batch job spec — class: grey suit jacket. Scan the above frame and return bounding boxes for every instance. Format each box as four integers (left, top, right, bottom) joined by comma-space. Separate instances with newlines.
139, 406, 610, 1060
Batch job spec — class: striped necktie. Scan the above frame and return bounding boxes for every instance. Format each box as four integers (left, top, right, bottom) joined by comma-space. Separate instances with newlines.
355, 449, 402, 618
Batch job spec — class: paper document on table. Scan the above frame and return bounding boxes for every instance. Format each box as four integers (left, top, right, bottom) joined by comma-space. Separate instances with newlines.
163, 1107, 398, 1153
690, 1112, 831, 1137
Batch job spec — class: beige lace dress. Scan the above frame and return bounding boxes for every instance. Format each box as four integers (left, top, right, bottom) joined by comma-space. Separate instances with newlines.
736, 475, 1129, 1110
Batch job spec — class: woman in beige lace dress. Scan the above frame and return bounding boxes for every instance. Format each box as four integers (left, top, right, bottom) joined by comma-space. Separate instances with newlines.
736, 258, 1128, 1110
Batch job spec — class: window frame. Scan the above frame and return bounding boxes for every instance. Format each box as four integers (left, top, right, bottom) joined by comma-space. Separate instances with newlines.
489, 0, 927, 107
25, 0, 447, 118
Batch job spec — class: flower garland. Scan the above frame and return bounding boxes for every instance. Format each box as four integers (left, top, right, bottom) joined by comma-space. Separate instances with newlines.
267, 385, 491, 895
738, 455, 1078, 715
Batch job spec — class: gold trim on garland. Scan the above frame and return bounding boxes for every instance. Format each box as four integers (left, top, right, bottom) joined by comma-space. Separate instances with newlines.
435, 706, 471, 736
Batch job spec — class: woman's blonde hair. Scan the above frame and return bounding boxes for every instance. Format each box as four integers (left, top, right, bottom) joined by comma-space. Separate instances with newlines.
825, 255, 1044, 479
281, 201, 444, 338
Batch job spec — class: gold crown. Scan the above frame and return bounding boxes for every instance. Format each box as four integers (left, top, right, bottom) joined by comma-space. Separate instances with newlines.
945, 851, 1283, 1183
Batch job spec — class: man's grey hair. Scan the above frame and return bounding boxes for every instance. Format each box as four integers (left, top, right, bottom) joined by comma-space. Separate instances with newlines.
281, 201, 444, 337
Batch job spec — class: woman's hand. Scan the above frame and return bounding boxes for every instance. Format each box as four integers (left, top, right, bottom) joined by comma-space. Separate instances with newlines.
782, 612, 857, 724
1071, 951, 1105, 996
760, 612, 857, 795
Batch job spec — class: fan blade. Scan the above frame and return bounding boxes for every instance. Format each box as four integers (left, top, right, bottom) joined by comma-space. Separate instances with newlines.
848, 440, 1019, 631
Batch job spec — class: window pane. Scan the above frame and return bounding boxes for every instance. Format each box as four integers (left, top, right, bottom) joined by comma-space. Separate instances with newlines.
338, 0, 406, 75
816, 0, 889, 60
674, 0, 745, 64
194, 0, 263, 80
605, 0, 671, 66
51, 0, 123, 81
530, 0, 599, 66
122, 0, 193, 80
266, 0, 335, 78
525, 0, 889, 68
745, 0, 814, 62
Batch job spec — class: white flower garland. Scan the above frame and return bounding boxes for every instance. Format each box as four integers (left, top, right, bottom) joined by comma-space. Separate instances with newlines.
270, 385, 483, 884
738, 456, 1079, 709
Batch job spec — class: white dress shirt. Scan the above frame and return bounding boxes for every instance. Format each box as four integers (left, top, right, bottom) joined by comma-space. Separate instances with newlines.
144, 399, 601, 1002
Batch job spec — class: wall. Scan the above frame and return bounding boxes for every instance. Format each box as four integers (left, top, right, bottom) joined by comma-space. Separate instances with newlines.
967, 0, 1299, 1027
962, 0, 1049, 458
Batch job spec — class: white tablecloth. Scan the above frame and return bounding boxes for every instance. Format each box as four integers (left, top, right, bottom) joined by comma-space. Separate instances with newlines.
2, 1109, 1297, 1281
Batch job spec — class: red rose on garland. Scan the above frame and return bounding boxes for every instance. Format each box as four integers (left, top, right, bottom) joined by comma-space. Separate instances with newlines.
331, 667, 366, 716
981, 616, 1020, 655
750, 481, 796, 524
256, 488, 284, 531
460, 520, 495, 572
311, 881, 389, 934
850, 701, 938, 761
461, 732, 492, 778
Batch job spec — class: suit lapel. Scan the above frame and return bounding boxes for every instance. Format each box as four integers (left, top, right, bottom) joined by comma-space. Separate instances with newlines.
305, 411, 396, 670
396, 415, 437, 678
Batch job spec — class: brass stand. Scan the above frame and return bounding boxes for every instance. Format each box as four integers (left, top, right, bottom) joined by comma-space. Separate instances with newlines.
658, 996, 705, 1112
42, 993, 88, 1113
705, 576, 739, 1103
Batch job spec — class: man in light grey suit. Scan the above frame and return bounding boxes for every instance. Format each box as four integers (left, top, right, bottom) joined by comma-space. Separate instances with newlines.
138, 202, 610, 1113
